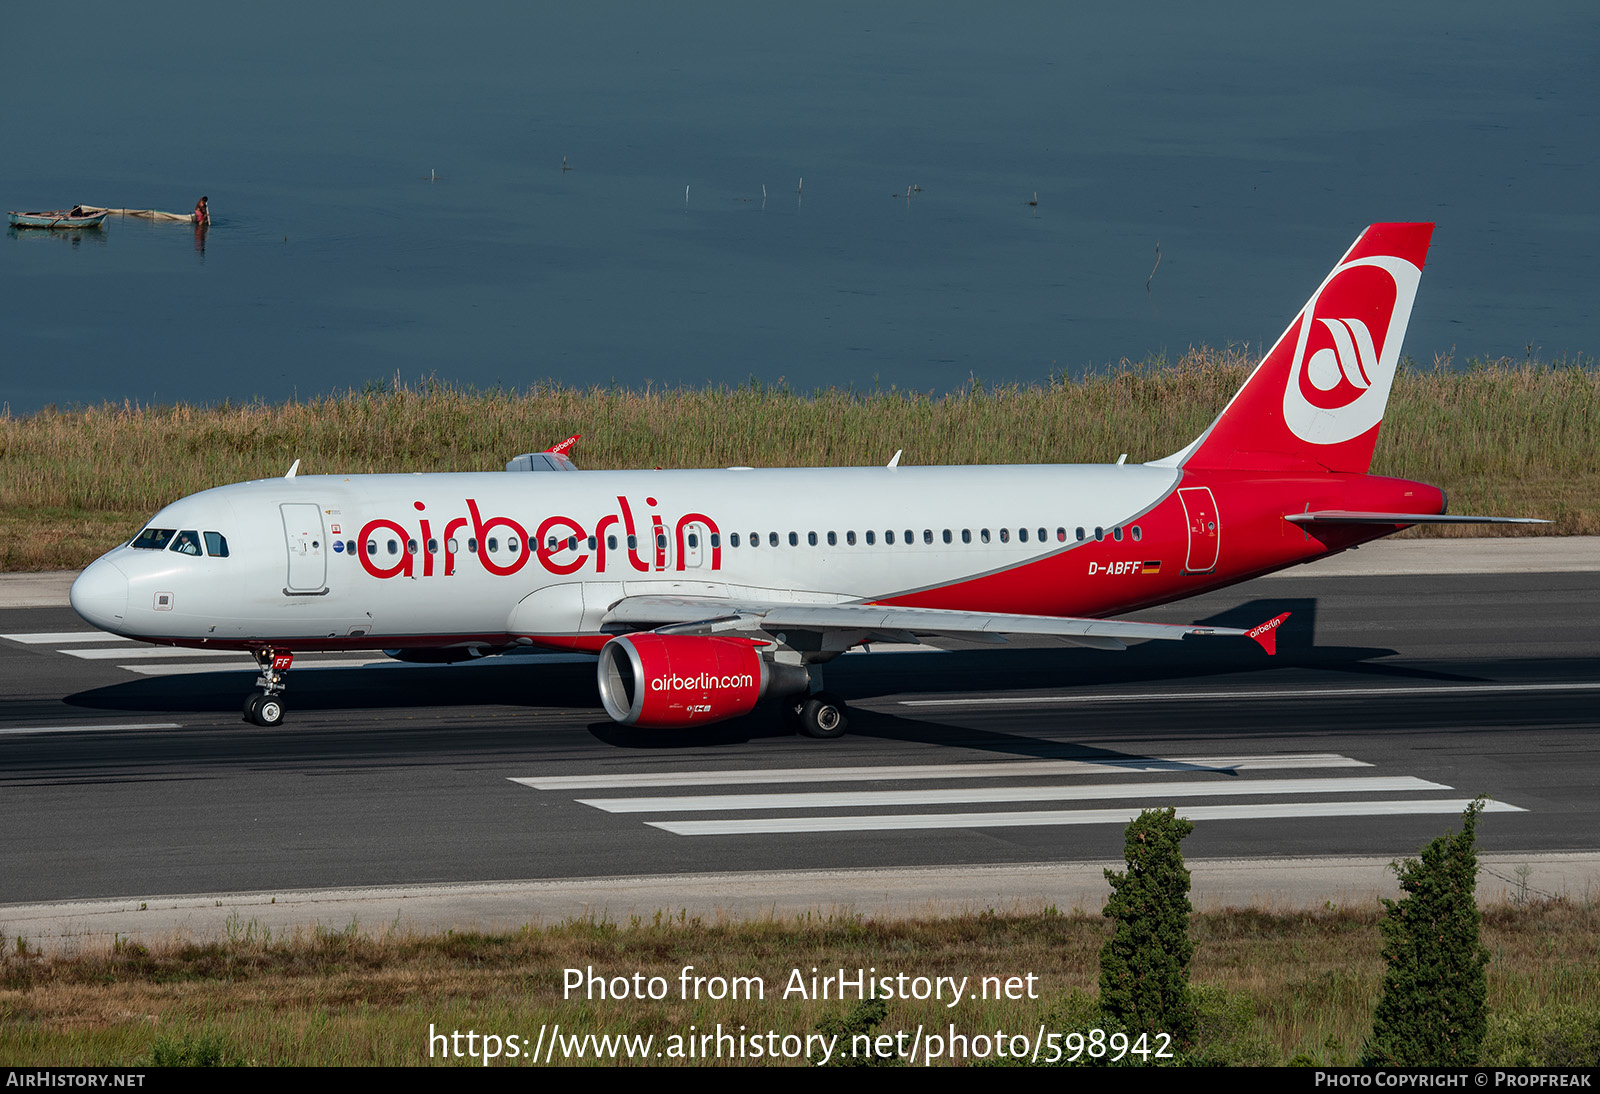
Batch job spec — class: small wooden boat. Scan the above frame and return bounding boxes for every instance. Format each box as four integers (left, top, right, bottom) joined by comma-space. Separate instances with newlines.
7, 209, 110, 229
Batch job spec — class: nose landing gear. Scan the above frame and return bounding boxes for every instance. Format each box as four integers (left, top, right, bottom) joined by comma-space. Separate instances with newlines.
244, 649, 292, 727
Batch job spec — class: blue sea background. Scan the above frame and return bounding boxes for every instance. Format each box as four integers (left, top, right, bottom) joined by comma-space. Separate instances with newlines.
3, 1, 1595, 413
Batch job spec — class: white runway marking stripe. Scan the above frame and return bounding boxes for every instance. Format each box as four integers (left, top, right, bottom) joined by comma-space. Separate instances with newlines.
648, 798, 1526, 836
66, 647, 250, 660
515, 753, 1371, 791
577, 776, 1448, 814
119, 658, 389, 676
0, 722, 183, 736
902, 682, 1600, 707
1, 632, 134, 644
117, 653, 599, 676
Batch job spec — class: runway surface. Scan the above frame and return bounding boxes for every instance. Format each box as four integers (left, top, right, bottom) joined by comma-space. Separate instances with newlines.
3, 545, 1599, 941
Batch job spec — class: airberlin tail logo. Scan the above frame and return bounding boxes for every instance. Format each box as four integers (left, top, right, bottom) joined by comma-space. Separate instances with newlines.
1282, 255, 1420, 446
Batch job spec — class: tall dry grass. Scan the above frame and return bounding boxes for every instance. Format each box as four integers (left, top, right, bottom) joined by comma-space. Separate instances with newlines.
3, 348, 1596, 571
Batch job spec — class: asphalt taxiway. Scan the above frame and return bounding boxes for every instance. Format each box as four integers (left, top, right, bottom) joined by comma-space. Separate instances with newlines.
3, 538, 1598, 946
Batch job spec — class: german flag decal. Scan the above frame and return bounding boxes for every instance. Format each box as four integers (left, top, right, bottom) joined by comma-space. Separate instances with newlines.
1141, 560, 1163, 575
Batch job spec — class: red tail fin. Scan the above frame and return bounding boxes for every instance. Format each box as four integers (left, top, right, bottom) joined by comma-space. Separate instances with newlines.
1164, 223, 1433, 474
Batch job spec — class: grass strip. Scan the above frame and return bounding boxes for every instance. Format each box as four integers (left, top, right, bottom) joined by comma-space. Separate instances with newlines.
2, 899, 1597, 1066
3, 348, 1596, 572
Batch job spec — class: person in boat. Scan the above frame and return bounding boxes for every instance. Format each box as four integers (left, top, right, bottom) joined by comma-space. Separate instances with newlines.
69, 205, 87, 218
193, 196, 209, 225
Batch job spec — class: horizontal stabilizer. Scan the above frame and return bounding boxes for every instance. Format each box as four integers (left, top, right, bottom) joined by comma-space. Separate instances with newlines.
1285, 511, 1548, 526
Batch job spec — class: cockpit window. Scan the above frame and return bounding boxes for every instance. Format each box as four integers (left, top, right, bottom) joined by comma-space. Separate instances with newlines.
131, 528, 175, 550
170, 531, 203, 556
204, 531, 229, 558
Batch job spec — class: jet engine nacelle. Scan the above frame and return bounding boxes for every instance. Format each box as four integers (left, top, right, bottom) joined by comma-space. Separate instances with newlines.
597, 634, 802, 728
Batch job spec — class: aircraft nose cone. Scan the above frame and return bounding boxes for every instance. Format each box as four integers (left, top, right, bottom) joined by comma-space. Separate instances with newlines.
70, 558, 129, 631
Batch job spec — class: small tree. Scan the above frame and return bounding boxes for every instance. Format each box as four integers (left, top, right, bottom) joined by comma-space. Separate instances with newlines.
1366, 799, 1491, 1066
1099, 807, 1196, 1042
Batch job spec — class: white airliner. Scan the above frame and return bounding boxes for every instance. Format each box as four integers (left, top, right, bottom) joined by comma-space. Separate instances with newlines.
70, 223, 1538, 736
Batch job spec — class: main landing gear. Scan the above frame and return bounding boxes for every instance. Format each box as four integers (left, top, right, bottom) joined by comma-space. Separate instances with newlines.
243, 649, 292, 727
784, 689, 849, 739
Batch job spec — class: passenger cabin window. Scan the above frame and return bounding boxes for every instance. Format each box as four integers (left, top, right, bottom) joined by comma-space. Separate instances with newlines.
769, 532, 779, 547
131, 528, 175, 550
865, 531, 875, 545
388, 539, 400, 555
1000, 528, 1010, 543
203, 531, 229, 557
1018, 528, 1028, 543
923, 529, 933, 544
170, 531, 202, 556
1132, 525, 1142, 542
789, 532, 799, 547
1057, 527, 1067, 542
885, 530, 895, 545
962, 529, 972, 543
846, 531, 856, 546
943, 529, 952, 544
1076, 527, 1086, 541
731, 533, 741, 547
826, 531, 836, 546
1113, 526, 1123, 542
981, 529, 991, 543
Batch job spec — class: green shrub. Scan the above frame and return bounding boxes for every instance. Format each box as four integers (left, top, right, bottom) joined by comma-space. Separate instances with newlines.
1099, 808, 1197, 1044
1365, 799, 1491, 1065
1481, 1004, 1600, 1067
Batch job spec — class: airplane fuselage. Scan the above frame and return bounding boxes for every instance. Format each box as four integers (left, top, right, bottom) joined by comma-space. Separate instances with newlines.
69, 462, 1438, 655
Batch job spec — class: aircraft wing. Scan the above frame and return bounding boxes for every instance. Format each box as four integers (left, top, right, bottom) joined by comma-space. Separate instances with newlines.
602, 595, 1288, 654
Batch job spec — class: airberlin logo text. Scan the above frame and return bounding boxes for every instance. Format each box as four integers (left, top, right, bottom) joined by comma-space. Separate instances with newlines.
650, 672, 755, 692
356, 496, 721, 580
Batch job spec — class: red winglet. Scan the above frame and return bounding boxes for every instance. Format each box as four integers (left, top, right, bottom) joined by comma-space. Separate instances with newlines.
1246, 612, 1291, 656
544, 433, 581, 456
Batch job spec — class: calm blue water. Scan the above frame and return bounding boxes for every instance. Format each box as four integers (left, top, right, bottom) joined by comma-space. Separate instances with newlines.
4, 2, 1595, 413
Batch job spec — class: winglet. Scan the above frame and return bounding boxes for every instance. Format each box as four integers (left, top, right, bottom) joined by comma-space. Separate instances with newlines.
285, 458, 300, 479
545, 434, 581, 457
1246, 612, 1291, 655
